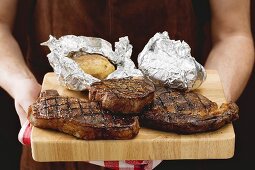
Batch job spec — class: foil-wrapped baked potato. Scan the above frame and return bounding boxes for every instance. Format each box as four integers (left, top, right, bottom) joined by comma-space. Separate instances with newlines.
70, 53, 115, 80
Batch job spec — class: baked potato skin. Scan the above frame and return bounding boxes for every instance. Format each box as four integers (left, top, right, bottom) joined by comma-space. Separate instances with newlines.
72, 54, 115, 80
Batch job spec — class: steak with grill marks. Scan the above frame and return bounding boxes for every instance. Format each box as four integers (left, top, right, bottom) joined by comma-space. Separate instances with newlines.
89, 77, 155, 114
140, 86, 239, 133
28, 90, 140, 140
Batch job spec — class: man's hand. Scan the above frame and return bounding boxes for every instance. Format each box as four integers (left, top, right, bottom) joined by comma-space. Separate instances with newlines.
0, 0, 41, 126
12, 78, 41, 126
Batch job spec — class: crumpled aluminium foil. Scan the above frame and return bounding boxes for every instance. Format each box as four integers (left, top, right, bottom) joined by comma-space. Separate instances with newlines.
138, 31, 206, 91
41, 35, 143, 91
106, 37, 143, 79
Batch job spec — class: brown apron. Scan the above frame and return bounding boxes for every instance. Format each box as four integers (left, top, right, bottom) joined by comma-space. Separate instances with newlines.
14, 0, 205, 83
13, 0, 210, 169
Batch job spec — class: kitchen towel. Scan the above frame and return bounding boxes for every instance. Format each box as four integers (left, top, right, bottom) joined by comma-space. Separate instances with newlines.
18, 120, 162, 170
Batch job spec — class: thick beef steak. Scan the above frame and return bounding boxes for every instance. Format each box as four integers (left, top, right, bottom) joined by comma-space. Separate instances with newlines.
29, 90, 140, 140
89, 77, 155, 114
140, 87, 239, 133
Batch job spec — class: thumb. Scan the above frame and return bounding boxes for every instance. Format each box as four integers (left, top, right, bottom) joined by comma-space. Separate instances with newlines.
20, 100, 33, 114
15, 101, 29, 126
16, 97, 37, 126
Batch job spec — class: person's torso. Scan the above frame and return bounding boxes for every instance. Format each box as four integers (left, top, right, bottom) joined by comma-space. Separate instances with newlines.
14, 0, 210, 82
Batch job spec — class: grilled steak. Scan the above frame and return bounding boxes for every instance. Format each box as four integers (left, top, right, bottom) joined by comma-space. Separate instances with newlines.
29, 90, 140, 140
140, 87, 239, 133
89, 77, 155, 114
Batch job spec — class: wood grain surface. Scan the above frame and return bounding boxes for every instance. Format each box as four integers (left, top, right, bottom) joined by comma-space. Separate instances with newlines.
31, 70, 235, 161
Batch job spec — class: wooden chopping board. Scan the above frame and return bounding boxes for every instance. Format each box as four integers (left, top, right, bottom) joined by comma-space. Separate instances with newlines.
31, 70, 235, 161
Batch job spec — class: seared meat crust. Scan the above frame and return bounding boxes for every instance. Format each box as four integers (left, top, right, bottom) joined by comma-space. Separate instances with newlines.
140, 87, 239, 133
89, 77, 155, 114
29, 90, 140, 140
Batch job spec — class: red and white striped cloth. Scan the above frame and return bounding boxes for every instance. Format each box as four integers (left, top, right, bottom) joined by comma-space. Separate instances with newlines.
18, 120, 162, 170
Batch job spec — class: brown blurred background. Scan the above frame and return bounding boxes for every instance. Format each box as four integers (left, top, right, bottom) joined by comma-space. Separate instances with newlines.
0, 1, 254, 170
